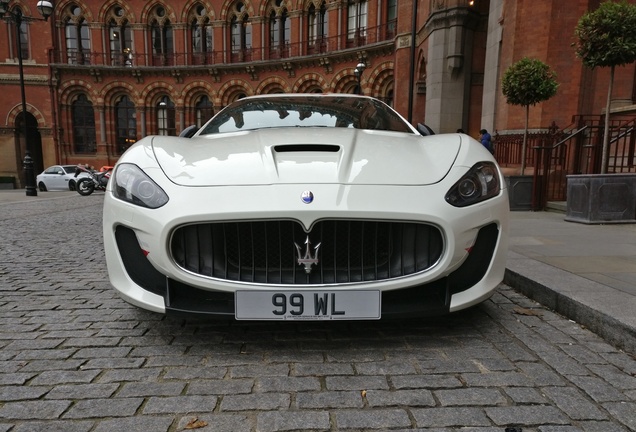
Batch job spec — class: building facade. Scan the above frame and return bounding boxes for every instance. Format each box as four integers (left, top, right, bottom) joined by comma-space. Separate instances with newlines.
1, 0, 635, 187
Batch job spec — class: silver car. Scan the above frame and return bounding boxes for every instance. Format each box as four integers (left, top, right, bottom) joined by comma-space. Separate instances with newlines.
36, 165, 89, 191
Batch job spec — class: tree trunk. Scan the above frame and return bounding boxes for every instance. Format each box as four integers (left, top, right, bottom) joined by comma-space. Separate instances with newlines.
601, 66, 614, 174
520, 104, 529, 176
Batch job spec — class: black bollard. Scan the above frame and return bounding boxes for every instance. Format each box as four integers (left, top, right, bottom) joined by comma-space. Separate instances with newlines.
23, 151, 38, 197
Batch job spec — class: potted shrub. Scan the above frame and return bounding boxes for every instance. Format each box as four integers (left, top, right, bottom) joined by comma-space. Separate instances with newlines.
568, 0, 636, 223
501, 57, 558, 210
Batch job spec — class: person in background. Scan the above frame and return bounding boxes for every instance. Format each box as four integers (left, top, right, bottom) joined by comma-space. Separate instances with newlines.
456, 128, 465, 133
479, 129, 494, 154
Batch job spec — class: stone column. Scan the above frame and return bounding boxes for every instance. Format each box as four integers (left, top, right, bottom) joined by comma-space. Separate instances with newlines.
424, 7, 480, 133
139, 109, 146, 138
481, 0, 503, 133
97, 107, 108, 157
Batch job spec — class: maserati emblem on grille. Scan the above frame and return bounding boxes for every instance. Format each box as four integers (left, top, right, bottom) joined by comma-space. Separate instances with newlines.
301, 190, 314, 204
294, 236, 321, 274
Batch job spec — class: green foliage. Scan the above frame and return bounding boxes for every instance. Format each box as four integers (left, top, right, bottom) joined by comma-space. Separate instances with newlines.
575, 0, 636, 69
501, 57, 559, 107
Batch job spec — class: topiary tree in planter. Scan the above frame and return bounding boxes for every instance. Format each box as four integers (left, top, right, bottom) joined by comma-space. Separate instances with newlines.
574, 0, 636, 174
501, 57, 558, 176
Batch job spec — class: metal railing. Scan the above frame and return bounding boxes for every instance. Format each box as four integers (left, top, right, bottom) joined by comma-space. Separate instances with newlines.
495, 116, 636, 209
493, 124, 568, 171
50, 22, 395, 67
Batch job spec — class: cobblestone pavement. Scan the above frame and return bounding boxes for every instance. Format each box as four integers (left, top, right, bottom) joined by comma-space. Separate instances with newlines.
1, 193, 635, 432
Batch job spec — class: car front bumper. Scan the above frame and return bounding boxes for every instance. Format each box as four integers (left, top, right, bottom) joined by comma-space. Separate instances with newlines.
103, 182, 509, 319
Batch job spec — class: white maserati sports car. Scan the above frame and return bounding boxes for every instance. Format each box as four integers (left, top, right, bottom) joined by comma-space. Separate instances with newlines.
103, 94, 509, 320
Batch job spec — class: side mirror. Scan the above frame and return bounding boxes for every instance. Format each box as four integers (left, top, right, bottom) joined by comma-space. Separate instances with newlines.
417, 123, 435, 136
179, 125, 199, 138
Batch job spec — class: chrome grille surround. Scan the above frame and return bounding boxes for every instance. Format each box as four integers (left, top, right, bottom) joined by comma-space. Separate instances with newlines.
170, 219, 445, 285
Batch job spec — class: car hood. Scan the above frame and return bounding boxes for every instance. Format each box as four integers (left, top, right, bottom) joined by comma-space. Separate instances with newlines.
150, 128, 460, 186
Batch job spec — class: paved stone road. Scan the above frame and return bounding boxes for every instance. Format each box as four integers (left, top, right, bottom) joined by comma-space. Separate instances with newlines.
1, 193, 635, 432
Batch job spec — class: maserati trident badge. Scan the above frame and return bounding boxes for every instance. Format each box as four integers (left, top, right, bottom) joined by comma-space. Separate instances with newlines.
295, 236, 321, 274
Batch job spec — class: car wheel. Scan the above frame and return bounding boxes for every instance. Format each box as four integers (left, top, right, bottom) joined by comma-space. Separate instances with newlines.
68, 180, 76, 191
38, 182, 47, 192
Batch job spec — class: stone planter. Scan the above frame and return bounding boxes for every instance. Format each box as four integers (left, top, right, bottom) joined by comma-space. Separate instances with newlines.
506, 175, 534, 211
565, 174, 636, 224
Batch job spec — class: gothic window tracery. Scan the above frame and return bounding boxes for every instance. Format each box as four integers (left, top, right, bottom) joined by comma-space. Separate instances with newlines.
107, 6, 132, 66
268, 1, 290, 59
229, 2, 252, 62
63, 4, 90, 64
8, 6, 30, 60
307, 1, 327, 54
347, 0, 368, 47
190, 4, 213, 65
149, 6, 173, 66
387, 0, 397, 38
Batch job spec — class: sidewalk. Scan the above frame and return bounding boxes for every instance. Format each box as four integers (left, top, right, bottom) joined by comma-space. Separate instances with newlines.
1, 189, 635, 353
507, 211, 636, 354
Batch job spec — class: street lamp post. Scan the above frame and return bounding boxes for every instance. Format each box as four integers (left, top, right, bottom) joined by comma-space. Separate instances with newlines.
354, 61, 366, 95
0, 0, 53, 196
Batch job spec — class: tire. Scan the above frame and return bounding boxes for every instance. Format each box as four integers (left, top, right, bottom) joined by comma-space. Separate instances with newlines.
68, 180, 76, 191
76, 178, 95, 196
38, 182, 47, 192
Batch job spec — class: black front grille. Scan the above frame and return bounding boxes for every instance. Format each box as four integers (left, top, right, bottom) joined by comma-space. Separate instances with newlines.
170, 220, 444, 285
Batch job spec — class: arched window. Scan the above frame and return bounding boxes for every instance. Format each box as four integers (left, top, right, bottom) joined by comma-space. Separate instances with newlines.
64, 5, 90, 64
382, 87, 394, 108
228, 92, 246, 106
149, 6, 173, 66
230, 16, 240, 53
115, 95, 136, 154
195, 95, 213, 127
157, 96, 176, 136
347, 0, 367, 47
269, 5, 290, 59
190, 5, 213, 65
229, 2, 252, 62
387, 0, 397, 39
269, 11, 278, 46
9, 7, 29, 59
72, 94, 96, 153
308, 2, 327, 54
108, 6, 132, 66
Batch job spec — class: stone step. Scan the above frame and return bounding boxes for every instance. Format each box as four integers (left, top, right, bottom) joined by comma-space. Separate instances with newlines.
545, 201, 566, 213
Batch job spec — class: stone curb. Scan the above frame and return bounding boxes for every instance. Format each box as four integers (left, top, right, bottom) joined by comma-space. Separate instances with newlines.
504, 251, 636, 354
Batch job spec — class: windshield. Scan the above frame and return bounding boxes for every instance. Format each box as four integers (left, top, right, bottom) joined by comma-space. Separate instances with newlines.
199, 96, 413, 135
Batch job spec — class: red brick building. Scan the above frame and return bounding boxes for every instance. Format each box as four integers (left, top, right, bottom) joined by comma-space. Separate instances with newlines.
1, 0, 635, 187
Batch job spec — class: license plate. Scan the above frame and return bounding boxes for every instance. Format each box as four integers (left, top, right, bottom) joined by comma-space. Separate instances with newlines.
235, 290, 381, 320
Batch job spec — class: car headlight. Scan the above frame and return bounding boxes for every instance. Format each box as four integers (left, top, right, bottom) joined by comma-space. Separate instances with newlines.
112, 163, 169, 209
445, 162, 500, 207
